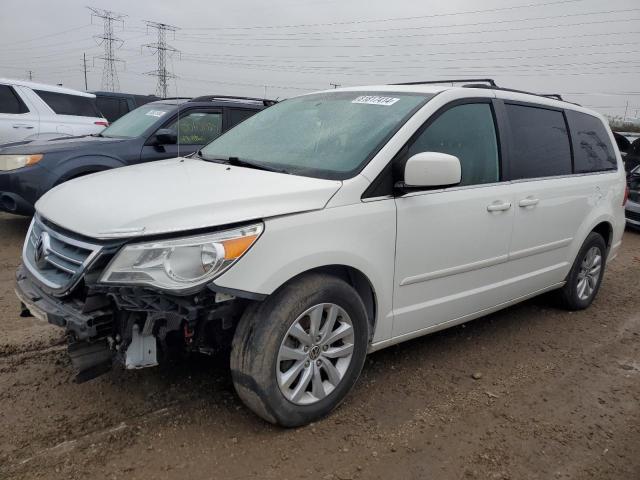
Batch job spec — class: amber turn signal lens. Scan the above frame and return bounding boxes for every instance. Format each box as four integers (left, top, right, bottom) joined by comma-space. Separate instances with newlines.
222, 235, 258, 260
25, 154, 43, 166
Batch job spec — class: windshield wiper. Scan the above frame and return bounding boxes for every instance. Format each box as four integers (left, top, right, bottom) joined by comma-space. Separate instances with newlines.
200, 154, 289, 174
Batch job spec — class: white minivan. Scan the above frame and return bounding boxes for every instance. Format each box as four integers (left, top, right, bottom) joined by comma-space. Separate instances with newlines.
15, 81, 626, 426
0, 78, 107, 144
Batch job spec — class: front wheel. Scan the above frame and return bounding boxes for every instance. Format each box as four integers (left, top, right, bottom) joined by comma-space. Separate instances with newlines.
558, 232, 607, 310
230, 273, 369, 427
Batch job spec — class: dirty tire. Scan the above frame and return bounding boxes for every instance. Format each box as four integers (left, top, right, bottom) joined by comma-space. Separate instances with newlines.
230, 273, 369, 427
557, 232, 607, 310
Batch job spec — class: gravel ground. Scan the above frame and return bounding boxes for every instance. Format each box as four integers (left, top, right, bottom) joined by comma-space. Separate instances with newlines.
0, 211, 638, 480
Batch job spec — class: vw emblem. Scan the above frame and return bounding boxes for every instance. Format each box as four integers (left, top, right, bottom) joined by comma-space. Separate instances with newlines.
34, 231, 51, 269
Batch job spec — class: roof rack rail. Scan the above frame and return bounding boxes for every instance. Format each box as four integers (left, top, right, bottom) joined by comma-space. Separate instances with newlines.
539, 93, 564, 101
390, 79, 580, 106
464, 85, 576, 103
161, 97, 192, 100
190, 95, 277, 107
392, 78, 497, 87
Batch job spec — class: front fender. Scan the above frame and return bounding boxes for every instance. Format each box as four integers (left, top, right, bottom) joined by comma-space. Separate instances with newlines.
49, 155, 128, 185
213, 201, 397, 344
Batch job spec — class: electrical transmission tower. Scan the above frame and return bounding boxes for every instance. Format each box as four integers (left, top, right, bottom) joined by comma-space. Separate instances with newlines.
143, 22, 180, 98
88, 7, 126, 92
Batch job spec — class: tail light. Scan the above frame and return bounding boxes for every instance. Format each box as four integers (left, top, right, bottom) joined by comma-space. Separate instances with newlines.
623, 185, 629, 206
94, 121, 109, 127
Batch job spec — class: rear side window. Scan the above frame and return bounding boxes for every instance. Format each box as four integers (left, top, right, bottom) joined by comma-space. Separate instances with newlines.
228, 108, 257, 128
34, 90, 100, 117
96, 97, 129, 122
505, 104, 572, 179
0, 85, 29, 114
567, 111, 617, 173
404, 103, 499, 186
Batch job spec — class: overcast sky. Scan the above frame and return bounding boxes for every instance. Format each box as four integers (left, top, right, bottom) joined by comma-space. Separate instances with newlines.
0, 0, 638, 119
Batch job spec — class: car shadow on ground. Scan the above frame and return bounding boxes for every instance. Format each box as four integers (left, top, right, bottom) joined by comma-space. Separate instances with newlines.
87, 293, 551, 430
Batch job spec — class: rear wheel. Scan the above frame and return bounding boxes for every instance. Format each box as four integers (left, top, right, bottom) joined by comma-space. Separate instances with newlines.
558, 232, 607, 310
230, 273, 369, 427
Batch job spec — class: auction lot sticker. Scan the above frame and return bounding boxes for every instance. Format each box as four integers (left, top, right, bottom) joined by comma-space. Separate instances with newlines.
145, 110, 167, 117
352, 95, 400, 106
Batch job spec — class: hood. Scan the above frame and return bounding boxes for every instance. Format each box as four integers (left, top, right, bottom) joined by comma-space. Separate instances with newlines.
0, 135, 126, 154
36, 157, 342, 239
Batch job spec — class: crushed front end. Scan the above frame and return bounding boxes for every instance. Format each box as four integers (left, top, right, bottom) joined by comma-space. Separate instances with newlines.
16, 216, 255, 382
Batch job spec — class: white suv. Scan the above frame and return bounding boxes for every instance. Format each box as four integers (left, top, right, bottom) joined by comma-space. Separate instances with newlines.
0, 78, 107, 144
15, 81, 626, 426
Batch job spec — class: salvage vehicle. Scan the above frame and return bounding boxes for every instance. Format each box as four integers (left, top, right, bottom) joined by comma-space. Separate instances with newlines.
625, 165, 640, 228
15, 79, 626, 427
0, 95, 272, 215
0, 78, 107, 144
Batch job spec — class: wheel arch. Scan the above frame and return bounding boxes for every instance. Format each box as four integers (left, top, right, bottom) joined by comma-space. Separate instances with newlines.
591, 220, 613, 252
271, 265, 378, 342
51, 155, 127, 185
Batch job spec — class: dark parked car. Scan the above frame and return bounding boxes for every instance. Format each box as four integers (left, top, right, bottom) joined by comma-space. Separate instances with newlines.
0, 95, 274, 215
92, 91, 160, 123
625, 137, 640, 173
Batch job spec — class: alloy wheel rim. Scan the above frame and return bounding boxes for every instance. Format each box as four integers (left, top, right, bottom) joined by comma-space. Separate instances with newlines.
276, 303, 355, 406
576, 246, 602, 301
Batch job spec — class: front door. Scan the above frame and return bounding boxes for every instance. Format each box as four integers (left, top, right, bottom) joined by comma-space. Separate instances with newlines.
392, 100, 516, 338
141, 109, 223, 162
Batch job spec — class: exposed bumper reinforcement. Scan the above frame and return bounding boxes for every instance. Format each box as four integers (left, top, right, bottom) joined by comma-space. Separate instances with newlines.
15, 264, 112, 341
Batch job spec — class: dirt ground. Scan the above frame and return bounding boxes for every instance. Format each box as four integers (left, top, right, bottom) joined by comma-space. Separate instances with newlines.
0, 211, 638, 480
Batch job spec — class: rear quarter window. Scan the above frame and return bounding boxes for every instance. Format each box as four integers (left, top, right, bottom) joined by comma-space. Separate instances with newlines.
566, 110, 617, 173
34, 90, 101, 117
505, 103, 572, 180
228, 108, 258, 128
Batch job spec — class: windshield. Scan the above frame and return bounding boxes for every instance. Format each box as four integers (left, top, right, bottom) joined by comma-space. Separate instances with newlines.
200, 91, 431, 179
101, 104, 174, 138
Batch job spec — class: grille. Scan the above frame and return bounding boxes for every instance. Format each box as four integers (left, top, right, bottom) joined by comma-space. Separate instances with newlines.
23, 217, 102, 296
629, 190, 640, 203
626, 209, 640, 222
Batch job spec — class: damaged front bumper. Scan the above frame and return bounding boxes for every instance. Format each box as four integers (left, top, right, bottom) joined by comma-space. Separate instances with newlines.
16, 264, 250, 382
16, 265, 112, 340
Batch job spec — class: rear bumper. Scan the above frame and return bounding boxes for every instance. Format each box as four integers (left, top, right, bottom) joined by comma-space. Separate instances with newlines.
625, 200, 640, 227
15, 264, 112, 341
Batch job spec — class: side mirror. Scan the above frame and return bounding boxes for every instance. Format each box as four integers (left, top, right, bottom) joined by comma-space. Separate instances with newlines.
404, 152, 461, 188
153, 128, 177, 145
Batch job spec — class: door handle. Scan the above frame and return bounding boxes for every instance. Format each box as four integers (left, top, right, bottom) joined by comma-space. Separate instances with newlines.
518, 197, 540, 207
12, 124, 34, 129
487, 201, 512, 212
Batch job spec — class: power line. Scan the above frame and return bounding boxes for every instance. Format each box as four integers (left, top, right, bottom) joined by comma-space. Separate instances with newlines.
0, 25, 92, 48
143, 21, 180, 98
183, 0, 589, 30
88, 7, 126, 92
181, 7, 640, 38
181, 46, 639, 68
174, 17, 640, 48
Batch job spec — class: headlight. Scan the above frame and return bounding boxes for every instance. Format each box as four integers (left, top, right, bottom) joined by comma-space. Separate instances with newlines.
100, 223, 263, 291
0, 154, 43, 171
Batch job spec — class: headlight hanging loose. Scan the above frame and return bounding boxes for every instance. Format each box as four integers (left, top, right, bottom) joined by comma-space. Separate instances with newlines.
100, 223, 263, 290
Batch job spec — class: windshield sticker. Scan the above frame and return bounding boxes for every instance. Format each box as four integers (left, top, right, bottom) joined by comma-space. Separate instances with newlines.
352, 95, 400, 106
145, 110, 167, 117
